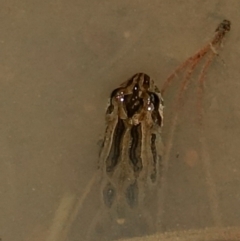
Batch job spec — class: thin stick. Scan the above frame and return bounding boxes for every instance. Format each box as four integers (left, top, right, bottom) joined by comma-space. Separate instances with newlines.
161, 20, 231, 96
157, 19, 230, 231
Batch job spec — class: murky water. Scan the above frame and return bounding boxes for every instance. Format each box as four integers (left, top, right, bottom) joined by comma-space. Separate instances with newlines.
1, 1, 240, 241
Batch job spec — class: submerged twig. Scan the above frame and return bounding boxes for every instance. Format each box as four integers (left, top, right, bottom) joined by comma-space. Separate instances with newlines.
161, 19, 231, 96
158, 19, 231, 231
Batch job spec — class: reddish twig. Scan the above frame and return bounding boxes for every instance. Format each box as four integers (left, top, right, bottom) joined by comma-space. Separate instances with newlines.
157, 19, 231, 231
161, 19, 231, 96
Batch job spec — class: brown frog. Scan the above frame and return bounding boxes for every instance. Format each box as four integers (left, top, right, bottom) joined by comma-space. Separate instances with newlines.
87, 73, 164, 241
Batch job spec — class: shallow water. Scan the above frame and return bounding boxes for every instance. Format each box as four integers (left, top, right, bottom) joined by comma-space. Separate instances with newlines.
1, 1, 240, 241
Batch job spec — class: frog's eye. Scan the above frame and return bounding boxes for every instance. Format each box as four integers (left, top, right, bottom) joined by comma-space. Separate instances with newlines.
102, 183, 115, 208
125, 182, 138, 208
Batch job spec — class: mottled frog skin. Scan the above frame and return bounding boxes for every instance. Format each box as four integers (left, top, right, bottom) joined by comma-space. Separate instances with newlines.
88, 73, 164, 240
